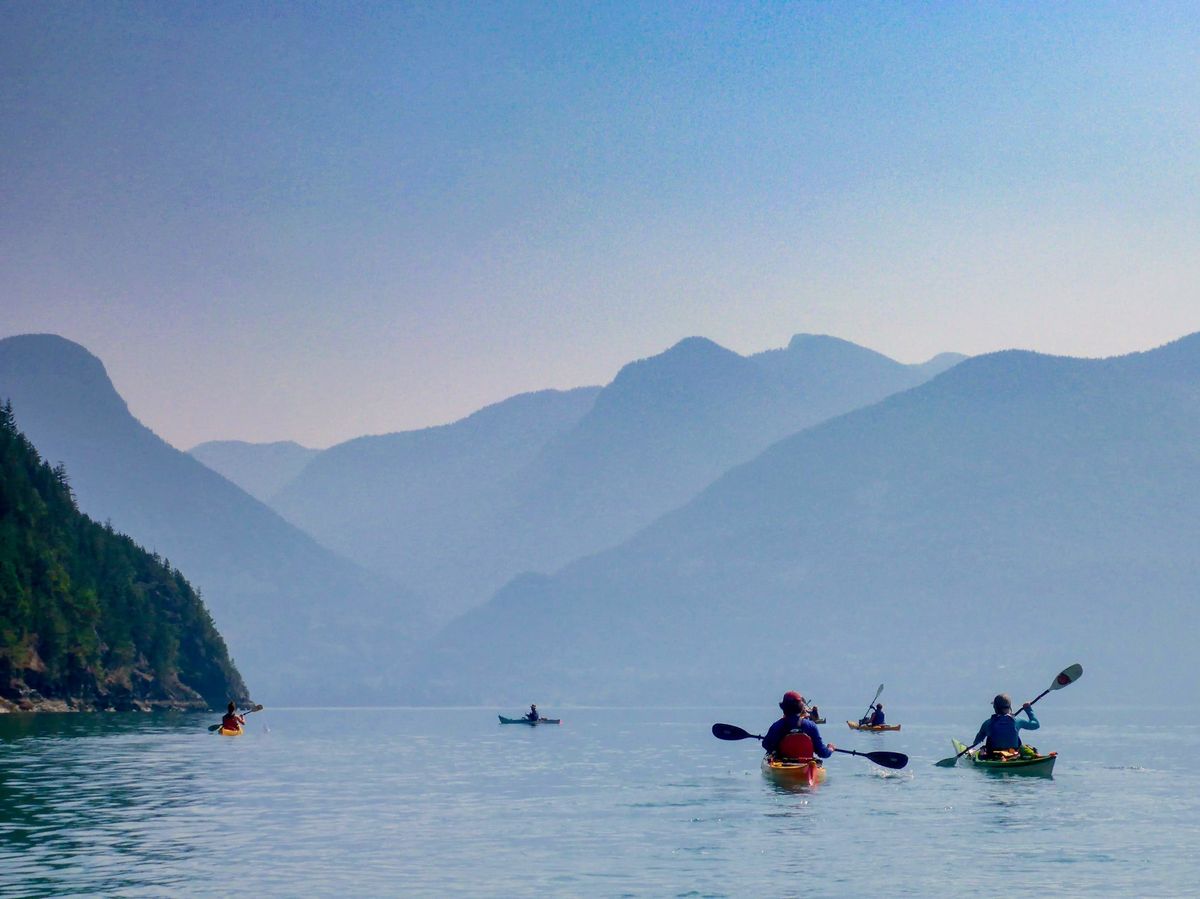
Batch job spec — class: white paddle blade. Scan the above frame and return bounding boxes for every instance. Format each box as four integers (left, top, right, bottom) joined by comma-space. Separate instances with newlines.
1050, 663, 1083, 690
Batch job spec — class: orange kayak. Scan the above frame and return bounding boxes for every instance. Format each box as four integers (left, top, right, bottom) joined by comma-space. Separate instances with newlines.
761, 755, 827, 787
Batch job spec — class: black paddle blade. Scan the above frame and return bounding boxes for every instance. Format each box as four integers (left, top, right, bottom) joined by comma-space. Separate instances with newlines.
712, 723, 759, 741
865, 750, 909, 770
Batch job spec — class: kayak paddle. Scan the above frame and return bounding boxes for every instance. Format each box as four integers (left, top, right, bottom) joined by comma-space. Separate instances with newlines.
712, 723, 764, 741
831, 747, 908, 769
934, 662, 1083, 767
711, 723, 908, 770
859, 683, 884, 725
208, 703, 265, 732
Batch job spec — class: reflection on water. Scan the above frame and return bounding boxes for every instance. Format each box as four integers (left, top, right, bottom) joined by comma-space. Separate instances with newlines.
0, 714, 222, 896
1, 710, 1198, 896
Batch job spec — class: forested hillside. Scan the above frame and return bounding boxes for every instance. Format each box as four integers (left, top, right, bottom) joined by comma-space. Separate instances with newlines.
0, 334, 428, 704
0, 402, 247, 711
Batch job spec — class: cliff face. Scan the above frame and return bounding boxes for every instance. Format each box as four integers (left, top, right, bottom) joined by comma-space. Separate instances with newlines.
0, 401, 247, 712
0, 334, 427, 705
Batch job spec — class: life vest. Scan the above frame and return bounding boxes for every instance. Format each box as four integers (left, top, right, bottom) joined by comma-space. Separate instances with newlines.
984, 713, 1021, 752
776, 730, 814, 760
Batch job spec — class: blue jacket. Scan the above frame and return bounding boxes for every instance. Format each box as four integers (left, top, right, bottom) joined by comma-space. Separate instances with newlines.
973, 708, 1039, 751
762, 714, 832, 759
869, 708, 885, 726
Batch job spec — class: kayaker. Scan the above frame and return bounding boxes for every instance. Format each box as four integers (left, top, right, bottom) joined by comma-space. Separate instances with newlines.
869, 703, 885, 726
221, 702, 245, 733
762, 691, 834, 759
971, 693, 1038, 758
525, 704, 540, 722
807, 704, 821, 722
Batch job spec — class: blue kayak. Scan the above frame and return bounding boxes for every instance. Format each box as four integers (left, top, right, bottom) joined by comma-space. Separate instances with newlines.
499, 715, 561, 725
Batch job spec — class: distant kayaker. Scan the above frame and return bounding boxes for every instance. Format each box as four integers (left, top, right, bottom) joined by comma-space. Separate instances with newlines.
762, 691, 834, 759
807, 704, 821, 722
971, 693, 1038, 757
869, 704, 885, 726
525, 704, 540, 722
221, 702, 245, 732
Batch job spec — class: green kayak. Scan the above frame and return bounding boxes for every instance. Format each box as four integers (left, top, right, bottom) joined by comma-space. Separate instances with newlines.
499, 715, 561, 725
951, 739, 1056, 776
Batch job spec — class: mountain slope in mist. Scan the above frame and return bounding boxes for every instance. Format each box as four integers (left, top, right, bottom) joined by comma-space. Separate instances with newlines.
190, 439, 318, 503
411, 333, 1200, 706
273, 335, 962, 622
270, 386, 603, 621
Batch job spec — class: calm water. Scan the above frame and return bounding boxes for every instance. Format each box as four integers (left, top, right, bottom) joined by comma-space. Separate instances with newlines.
1, 707, 1197, 897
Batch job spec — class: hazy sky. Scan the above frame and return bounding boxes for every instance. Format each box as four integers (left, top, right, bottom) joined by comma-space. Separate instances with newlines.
3, 2, 1199, 448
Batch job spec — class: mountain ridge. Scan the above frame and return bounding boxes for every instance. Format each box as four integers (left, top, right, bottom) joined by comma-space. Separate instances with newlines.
271, 334, 964, 623
409, 332, 1200, 706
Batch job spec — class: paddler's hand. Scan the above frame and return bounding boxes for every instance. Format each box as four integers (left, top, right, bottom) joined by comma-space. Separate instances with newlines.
827, 743, 836, 752
1021, 702, 1032, 713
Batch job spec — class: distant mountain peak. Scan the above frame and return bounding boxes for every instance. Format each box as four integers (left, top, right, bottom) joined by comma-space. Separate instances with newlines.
785, 333, 862, 351
0, 333, 112, 379
921, 351, 967, 367
191, 439, 313, 453
665, 335, 729, 355
607, 337, 747, 391
0, 333, 130, 425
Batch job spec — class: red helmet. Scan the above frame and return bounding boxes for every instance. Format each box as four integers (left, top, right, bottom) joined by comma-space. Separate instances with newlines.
779, 691, 805, 712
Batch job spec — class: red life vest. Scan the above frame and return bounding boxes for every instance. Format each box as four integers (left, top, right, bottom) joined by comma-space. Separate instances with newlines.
776, 731, 814, 760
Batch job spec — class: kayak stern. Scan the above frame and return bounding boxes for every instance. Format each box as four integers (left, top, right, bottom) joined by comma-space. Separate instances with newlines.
761, 755, 827, 788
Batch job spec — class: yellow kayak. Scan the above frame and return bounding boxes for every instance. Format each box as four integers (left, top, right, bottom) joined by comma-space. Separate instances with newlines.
761, 755, 827, 787
847, 721, 901, 732
218, 726, 243, 737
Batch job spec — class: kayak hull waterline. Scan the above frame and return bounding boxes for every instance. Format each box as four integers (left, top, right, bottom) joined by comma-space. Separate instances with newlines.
498, 716, 562, 725
847, 721, 901, 732
218, 727, 243, 737
951, 739, 1056, 776
761, 755, 827, 787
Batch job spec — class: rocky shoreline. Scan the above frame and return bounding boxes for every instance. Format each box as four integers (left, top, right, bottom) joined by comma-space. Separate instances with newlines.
2, 658, 248, 715
0, 694, 212, 713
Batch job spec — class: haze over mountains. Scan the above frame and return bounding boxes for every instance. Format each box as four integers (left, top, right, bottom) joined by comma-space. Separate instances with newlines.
0, 334, 427, 704
189, 440, 318, 503
19, 326, 1195, 712
411, 334, 1200, 707
264, 335, 963, 622
268, 387, 602, 621
3, 329, 962, 708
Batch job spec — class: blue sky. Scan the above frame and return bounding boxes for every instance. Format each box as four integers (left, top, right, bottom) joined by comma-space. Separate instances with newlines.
3, 2, 1199, 447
